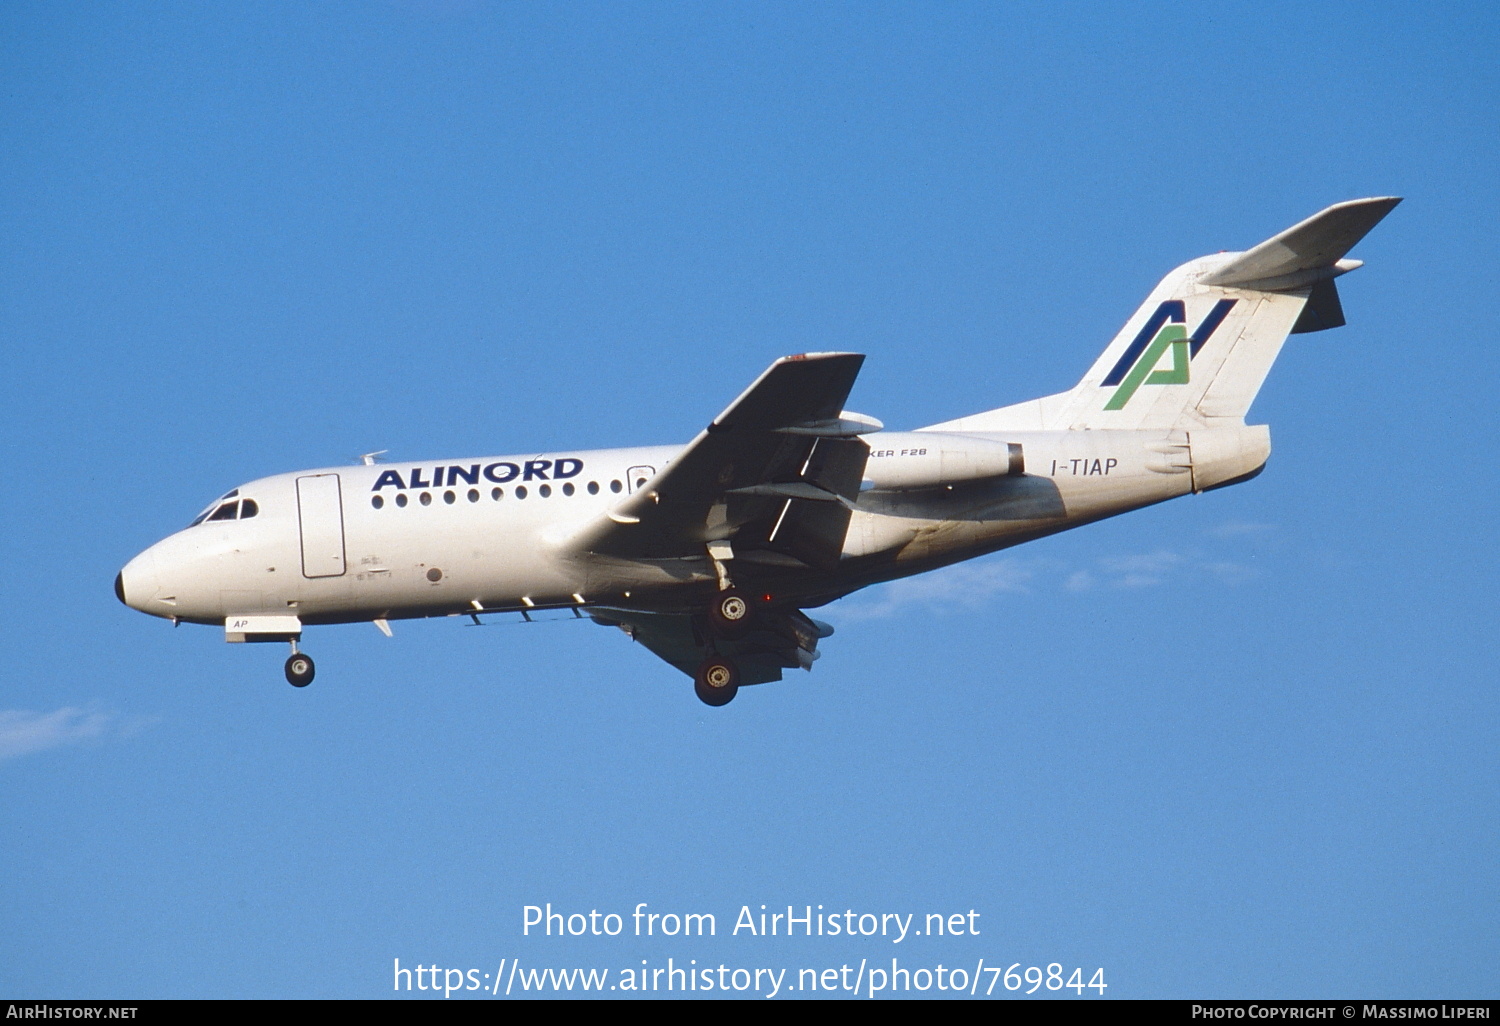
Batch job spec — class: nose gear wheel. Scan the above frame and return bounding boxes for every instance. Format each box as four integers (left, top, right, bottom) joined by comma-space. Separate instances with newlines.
285, 653, 315, 687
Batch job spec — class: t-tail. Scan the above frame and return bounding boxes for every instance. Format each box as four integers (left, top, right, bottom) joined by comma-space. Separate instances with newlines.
925, 197, 1401, 436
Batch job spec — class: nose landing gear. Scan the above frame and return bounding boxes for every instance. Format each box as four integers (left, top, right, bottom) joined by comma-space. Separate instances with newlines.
284, 641, 315, 688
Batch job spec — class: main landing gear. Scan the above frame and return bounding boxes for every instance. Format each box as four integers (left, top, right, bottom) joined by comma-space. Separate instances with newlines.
284, 640, 315, 688
696, 585, 761, 705
694, 655, 739, 707
708, 587, 754, 635
697, 584, 751, 706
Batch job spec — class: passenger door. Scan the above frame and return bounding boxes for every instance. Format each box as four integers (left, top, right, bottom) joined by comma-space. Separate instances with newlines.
296, 474, 347, 578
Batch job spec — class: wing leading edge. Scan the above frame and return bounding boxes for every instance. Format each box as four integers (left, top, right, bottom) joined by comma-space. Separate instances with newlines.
566, 352, 874, 571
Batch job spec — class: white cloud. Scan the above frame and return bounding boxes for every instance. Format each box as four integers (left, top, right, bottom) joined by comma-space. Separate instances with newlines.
1064, 570, 1096, 592
1207, 521, 1275, 538
1202, 560, 1259, 584
1099, 550, 1186, 576
838, 558, 1034, 620
1095, 549, 1184, 588
836, 540, 1264, 621
0, 706, 150, 762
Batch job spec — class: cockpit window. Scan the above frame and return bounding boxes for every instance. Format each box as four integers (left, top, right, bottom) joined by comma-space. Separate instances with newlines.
189, 492, 258, 526
189, 489, 242, 527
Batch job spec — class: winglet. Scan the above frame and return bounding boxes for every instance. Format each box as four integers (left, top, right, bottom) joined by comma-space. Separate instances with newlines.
1200, 197, 1401, 291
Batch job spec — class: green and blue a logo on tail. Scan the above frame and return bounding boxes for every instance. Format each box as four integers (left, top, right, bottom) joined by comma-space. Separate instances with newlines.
1103, 299, 1237, 410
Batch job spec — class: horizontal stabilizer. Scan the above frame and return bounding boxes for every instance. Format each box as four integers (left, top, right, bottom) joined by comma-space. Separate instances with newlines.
1201, 197, 1400, 291
922, 196, 1400, 433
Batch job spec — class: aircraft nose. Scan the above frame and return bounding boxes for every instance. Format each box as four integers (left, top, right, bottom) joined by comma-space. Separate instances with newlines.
116, 550, 160, 615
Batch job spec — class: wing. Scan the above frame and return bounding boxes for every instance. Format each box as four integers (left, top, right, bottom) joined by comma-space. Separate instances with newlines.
590, 606, 835, 684
566, 352, 876, 572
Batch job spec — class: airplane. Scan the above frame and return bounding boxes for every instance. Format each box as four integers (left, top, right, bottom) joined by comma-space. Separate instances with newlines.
116, 197, 1399, 706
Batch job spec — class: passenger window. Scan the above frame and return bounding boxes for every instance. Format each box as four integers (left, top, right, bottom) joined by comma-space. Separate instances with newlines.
443, 490, 456, 504
491, 487, 503, 501
539, 484, 552, 498
516, 486, 528, 499
587, 481, 599, 495
610, 480, 622, 493
372, 496, 384, 510
468, 488, 480, 503
396, 493, 408, 507
240, 499, 259, 518
419, 492, 432, 506
208, 502, 238, 521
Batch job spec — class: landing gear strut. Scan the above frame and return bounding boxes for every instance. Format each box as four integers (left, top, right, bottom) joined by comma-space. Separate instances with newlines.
694, 656, 739, 707
285, 641, 315, 688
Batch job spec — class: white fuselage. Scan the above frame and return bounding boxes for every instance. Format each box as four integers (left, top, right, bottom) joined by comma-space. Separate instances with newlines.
116, 426, 1267, 629
114, 197, 1396, 700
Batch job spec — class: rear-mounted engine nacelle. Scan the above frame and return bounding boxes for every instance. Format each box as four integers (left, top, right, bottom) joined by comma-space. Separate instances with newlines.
862, 433, 1025, 491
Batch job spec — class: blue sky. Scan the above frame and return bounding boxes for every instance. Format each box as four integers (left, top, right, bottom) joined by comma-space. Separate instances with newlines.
2, 1, 1496, 999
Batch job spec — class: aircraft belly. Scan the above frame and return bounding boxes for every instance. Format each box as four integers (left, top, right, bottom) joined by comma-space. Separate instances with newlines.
283, 571, 353, 618
584, 556, 715, 599
1049, 472, 1191, 520
844, 445, 1193, 569
314, 513, 585, 619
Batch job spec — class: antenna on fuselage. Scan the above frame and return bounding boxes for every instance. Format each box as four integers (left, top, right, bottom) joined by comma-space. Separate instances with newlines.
357, 450, 389, 466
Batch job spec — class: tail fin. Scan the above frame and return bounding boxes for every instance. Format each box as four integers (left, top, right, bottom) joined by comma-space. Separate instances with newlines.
923, 197, 1400, 433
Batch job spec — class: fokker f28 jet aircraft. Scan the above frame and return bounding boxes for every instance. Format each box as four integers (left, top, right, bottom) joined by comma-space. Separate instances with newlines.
118, 198, 1398, 705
